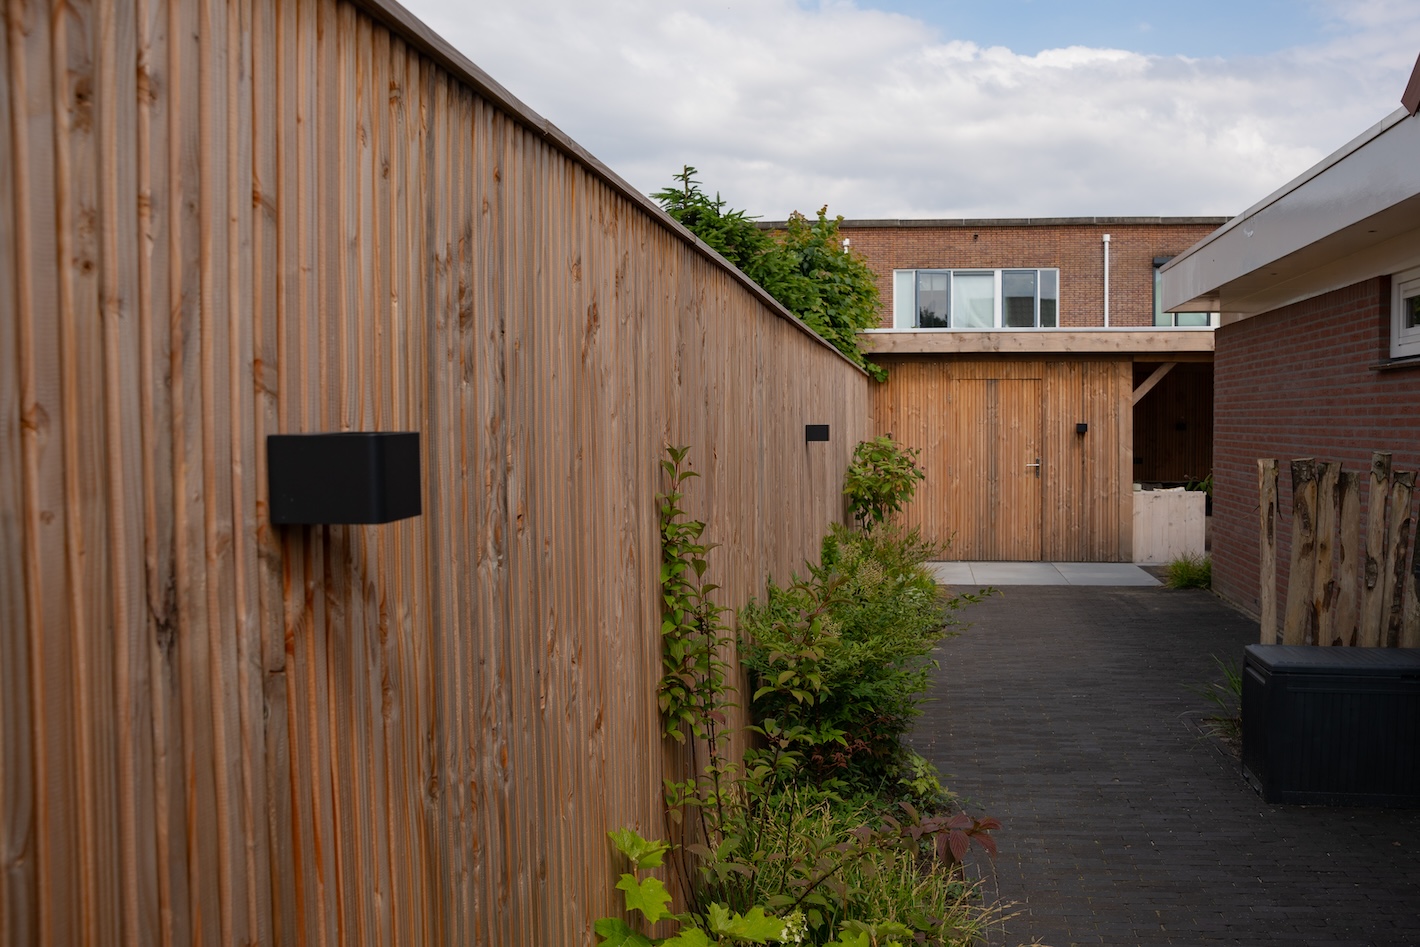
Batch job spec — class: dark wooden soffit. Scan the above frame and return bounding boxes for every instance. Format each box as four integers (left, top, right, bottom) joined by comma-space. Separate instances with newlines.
346, 0, 866, 374
1404, 50, 1420, 117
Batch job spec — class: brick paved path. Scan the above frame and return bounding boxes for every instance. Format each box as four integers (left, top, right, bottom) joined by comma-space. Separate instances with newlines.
913, 586, 1420, 947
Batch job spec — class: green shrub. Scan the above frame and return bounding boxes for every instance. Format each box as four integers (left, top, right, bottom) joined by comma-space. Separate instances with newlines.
1165, 553, 1211, 589
843, 436, 925, 532
740, 524, 979, 796
596, 447, 997, 947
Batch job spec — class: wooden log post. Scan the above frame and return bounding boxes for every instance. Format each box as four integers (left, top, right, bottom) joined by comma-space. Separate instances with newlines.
1402, 509, 1420, 649
1360, 451, 1393, 647
1282, 459, 1318, 646
1380, 471, 1416, 647
1312, 462, 1340, 647
1335, 471, 1362, 646
1259, 459, 1279, 644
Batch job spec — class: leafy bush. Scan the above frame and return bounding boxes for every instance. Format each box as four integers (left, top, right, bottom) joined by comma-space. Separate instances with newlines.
740, 524, 980, 796
596, 447, 996, 947
842, 436, 925, 532
1165, 553, 1211, 589
603, 792, 997, 947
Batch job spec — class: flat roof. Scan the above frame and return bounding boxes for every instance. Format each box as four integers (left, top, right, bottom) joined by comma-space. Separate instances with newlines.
1161, 105, 1420, 321
862, 329, 1214, 357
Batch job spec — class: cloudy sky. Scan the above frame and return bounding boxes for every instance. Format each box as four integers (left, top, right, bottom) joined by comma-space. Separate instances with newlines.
402, 0, 1420, 220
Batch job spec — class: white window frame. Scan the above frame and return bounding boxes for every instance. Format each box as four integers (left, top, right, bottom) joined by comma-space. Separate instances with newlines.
1391, 265, 1420, 359
892, 268, 1059, 330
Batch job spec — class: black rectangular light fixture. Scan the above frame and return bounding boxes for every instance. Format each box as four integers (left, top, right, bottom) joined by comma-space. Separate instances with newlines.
1075, 422, 1089, 434
267, 432, 421, 525
805, 424, 830, 442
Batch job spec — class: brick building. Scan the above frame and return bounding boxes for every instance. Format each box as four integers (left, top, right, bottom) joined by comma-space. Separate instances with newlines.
811, 217, 1227, 561
1162, 68, 1420, 629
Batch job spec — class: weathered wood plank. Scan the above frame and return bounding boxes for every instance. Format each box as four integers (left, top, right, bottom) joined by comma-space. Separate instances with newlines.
96, 0, 164, 939
1258, 459, 1279, 644
0, 7, 40, 943
1335, 470, 1361, 646
1360, 451, 1393, 647
1282, 459, 1317, 646
1312, 462, 1339, 647
1380, 472, 1415, 648
1402, 503, 1420, 649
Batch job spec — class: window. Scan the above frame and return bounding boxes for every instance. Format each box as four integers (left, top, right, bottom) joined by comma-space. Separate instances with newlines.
892, 268, 1059, 329
1392, 265, 1420, 359
1152, 259, 1218, 327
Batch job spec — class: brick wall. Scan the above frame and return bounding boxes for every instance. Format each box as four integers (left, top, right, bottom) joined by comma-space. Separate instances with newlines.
1212, 276, 1420, 618
835, 220, 1223, 328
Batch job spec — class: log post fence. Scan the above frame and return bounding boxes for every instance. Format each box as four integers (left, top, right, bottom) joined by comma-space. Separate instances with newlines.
1262, 451, 1420, 648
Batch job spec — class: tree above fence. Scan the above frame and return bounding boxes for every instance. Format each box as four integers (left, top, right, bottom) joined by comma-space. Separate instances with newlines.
653, 167, 886, 381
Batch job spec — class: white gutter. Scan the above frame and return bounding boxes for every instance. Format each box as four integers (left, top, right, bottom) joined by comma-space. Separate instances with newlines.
1102, 233, 1111, 327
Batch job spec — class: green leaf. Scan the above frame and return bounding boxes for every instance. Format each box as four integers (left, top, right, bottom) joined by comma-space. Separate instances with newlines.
608, 828, 671, 870
660, 928, 712, 947
706, 903, 785, 944
594, 917, 655, 947
616, 874, 674, 924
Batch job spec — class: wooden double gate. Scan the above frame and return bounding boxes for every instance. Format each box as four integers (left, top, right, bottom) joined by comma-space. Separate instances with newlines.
872, 356, 1133, 562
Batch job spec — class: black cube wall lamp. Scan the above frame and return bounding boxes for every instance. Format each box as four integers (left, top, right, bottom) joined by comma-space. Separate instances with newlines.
267, 432, 422, 525
805, 424, 830, 442
1076, 422, 1089, 435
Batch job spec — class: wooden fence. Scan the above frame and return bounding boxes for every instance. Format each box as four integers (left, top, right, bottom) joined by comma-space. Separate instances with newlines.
1259, 454, 1420, 647
0, 1, 869, 943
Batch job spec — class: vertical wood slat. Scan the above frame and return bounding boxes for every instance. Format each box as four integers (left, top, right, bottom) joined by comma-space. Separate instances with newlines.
97, 0, 165, 940
1281, 459, 1317, 646
1335, 471, 1361, 646
1258, 459, 1279, 645
1360, 451, 1393, 647
1379, 472, 1416, 648
0, 4, 39, 944
1312, 462, 1339, 647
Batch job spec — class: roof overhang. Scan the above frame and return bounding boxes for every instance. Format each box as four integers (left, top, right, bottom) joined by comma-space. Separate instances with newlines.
1161, 106, 1420, 324
861, 329, 1213, 357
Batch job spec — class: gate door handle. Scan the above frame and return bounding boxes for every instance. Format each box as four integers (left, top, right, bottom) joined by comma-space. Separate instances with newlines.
1025, 458, 1041, 478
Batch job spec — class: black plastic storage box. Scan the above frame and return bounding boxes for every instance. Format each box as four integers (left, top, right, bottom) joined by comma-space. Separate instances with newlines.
1241, 644, 1420, 806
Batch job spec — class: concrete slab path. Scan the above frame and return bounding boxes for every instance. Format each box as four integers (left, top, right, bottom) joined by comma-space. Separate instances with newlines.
913, 586, 1420, 947
928, 561, 1161, 587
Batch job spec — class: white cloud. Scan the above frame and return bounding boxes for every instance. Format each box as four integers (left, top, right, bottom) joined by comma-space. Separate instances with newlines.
406, 0, 1420, 219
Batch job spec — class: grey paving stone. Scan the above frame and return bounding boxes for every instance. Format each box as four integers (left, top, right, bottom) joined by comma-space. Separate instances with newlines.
913, 586, 1420, 947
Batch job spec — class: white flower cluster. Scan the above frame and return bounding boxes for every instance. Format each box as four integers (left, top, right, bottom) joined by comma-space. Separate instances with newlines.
781, 910, 808, 944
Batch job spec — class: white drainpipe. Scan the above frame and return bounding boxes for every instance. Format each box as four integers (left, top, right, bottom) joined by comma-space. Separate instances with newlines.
1102, 233, 1111, 327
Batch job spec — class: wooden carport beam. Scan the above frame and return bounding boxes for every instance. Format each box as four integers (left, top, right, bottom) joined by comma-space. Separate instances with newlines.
1132, 361, 1177, 406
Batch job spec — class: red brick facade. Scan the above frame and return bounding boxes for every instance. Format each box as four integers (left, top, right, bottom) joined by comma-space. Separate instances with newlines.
836, 219, 1224, 328
1212, 276, 1420, 616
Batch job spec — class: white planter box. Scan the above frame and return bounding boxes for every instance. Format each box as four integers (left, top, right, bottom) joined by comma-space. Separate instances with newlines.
1133, 488, 1206, 565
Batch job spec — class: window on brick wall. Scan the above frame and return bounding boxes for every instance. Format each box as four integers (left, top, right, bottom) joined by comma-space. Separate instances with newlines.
1392, 265, 1420, 359
1152, 259, 1218, 327
892, 268, 1058, 329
